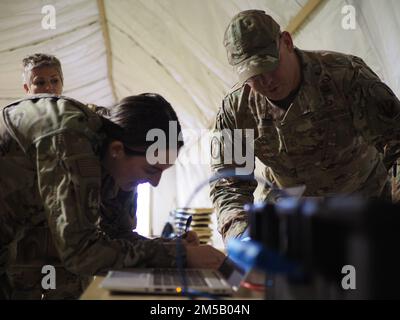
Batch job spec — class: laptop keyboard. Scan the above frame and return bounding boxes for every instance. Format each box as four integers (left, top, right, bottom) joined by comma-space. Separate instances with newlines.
153, 269, 209, 287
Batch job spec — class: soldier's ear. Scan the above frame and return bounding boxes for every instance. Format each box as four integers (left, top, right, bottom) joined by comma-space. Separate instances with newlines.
281, 31, 294, 52
108, 140, 124, 159
23, 83, 30, 94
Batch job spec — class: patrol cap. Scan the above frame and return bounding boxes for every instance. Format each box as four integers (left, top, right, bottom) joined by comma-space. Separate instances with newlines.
223, 10, 281, 83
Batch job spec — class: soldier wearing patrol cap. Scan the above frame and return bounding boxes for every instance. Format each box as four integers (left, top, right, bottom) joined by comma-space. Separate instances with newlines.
210, 10, 400, 243
0, 93, 225, 299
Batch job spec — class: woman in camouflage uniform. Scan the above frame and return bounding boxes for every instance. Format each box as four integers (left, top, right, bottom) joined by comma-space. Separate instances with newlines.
0, 91, 225, 299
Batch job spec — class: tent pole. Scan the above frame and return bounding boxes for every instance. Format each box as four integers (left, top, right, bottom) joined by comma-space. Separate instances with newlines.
286, 0, 324, 35
97, 0, 117, 103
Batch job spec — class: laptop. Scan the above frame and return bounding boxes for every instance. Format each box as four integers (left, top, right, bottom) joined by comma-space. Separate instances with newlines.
100, 257, 245, 295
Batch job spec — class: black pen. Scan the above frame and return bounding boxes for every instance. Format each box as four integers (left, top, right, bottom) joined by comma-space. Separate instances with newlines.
184, 215, 192, 234
173, 215, 192, 240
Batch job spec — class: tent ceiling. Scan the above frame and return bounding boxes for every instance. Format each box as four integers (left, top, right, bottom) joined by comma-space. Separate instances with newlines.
0, 0, 308, 129
2, 1, 398, 130
0, 0, 114, 106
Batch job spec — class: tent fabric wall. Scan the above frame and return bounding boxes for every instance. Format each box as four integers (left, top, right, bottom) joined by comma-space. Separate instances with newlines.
294, 0, 400, 96
353, 0, 400, 96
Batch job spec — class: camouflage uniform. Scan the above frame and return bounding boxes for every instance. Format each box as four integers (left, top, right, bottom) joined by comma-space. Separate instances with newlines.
210, 49, 400, 243
6, 178, 140, 300
7, 226, 91, 299
0, 95, 183, 299
5, 104, 141, 300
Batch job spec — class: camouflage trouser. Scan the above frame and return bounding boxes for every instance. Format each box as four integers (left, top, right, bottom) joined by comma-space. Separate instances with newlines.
7, 225, 91, 300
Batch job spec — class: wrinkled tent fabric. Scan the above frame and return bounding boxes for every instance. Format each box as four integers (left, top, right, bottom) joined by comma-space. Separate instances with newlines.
0, 0, 399, 248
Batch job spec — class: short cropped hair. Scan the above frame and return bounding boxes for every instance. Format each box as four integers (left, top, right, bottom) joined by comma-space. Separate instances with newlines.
22, 53, 63, 84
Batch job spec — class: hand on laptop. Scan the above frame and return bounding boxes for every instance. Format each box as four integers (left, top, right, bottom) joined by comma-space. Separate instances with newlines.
185, 245, 226, 270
